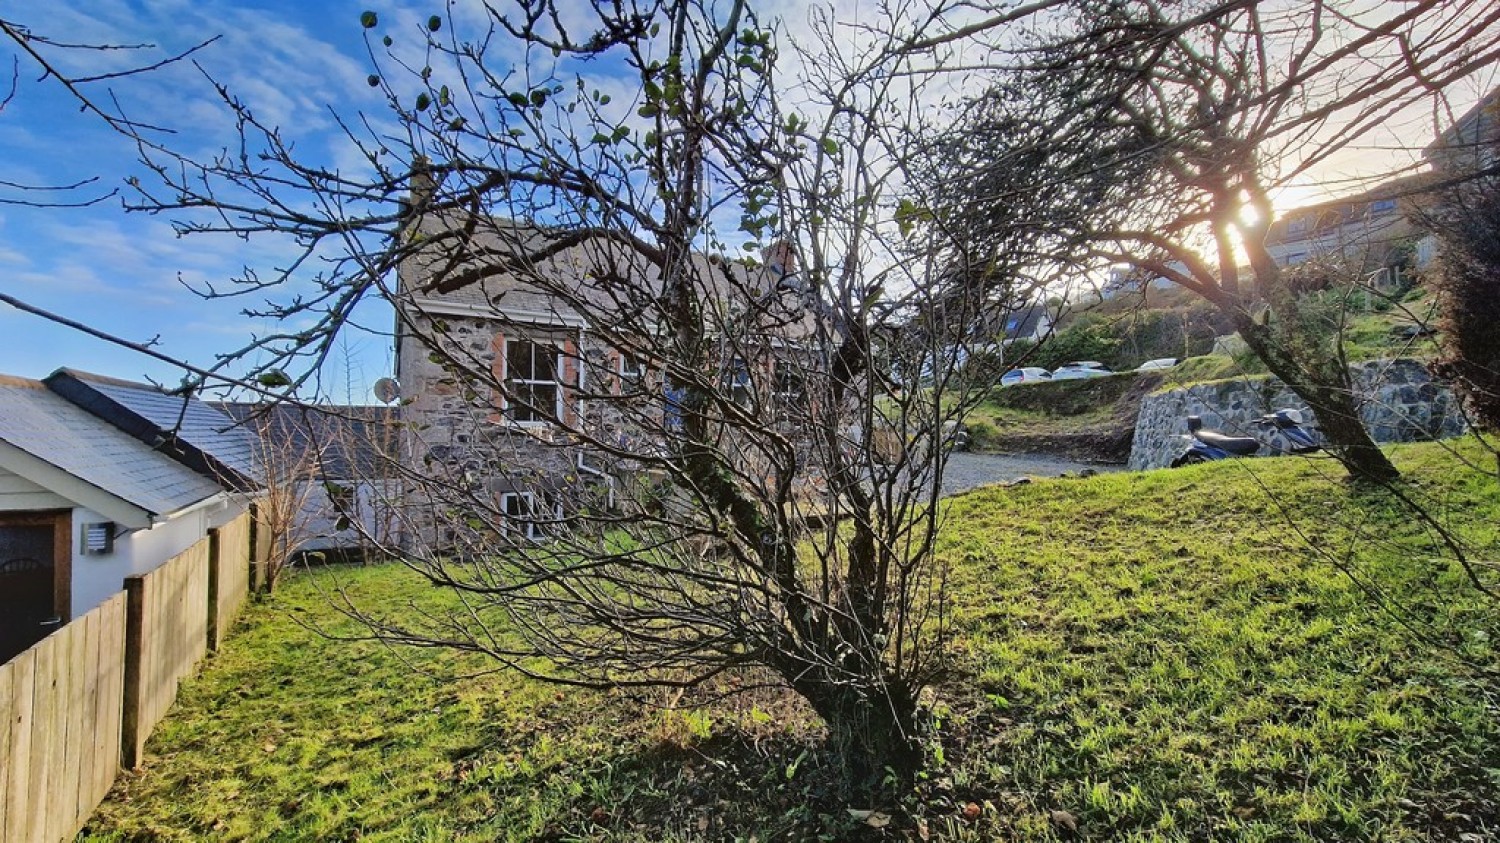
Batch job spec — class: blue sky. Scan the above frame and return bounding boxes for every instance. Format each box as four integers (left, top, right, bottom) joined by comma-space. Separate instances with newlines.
0, 1, 418, 399
0, 0, 813, 399
1, 2, 1494, 400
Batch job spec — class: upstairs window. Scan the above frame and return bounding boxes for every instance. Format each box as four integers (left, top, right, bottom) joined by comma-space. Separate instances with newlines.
1370, 198, 1397, 215
725, 357, 752, 405
505, 339, 561, 424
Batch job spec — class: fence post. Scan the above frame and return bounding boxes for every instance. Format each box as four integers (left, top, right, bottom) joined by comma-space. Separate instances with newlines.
120, 576, 146, 770
206, 527, 222, 651
248, 500, 265, 595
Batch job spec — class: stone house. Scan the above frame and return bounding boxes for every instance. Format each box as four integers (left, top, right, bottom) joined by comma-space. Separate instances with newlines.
391, 213, 815, 549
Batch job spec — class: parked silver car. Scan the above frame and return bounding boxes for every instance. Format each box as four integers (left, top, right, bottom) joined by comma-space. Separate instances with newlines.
999, 366, 1051, 387
1136, 357, 1180, 371
1051, 361, 1113, 380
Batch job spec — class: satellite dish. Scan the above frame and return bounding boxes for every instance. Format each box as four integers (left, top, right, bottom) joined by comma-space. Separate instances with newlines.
373, 377, 401, 404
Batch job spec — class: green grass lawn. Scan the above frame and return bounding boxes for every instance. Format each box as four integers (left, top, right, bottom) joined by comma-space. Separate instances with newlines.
81, 442, 1500, 841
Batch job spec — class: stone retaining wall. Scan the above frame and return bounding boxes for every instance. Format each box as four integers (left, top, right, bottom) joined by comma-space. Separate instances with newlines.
1128, 358, 1465, 470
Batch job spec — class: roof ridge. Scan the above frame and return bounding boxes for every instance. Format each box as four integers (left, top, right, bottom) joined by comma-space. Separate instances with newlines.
0, 375, 46, 390
50, 367, 166, 392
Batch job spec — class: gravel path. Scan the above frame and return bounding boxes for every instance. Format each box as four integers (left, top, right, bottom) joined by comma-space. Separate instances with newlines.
941, 452, 1123, 497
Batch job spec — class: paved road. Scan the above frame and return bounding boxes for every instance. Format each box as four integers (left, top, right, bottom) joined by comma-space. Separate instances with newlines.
941, 452, 1123, 497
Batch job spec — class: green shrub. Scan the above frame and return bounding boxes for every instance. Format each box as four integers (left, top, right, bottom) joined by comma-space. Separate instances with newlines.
965, 419, 1001, 449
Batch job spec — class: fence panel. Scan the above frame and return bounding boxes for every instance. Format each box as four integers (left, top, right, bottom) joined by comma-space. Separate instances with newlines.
0, 511, 252, 838
122, 540, 209, 770
209, 511, 252, 651
0, 593, 125, 843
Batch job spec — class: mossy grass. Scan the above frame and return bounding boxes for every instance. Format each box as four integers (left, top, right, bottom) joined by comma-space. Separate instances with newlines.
82, 440, 1500, 841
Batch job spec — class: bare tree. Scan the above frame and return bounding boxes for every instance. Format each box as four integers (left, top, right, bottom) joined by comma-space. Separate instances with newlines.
0, 16, 213, 207
116, 0, 1018, 791
921, 0, 1500, 483
232, 407, 322, 592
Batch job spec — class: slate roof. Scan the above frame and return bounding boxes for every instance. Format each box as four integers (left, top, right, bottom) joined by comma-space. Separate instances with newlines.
999, 302, 1052, 343
0, 376, 225, 518
217, 403, 400, 481
399, 212, 815, 337
44, 369, 263, 490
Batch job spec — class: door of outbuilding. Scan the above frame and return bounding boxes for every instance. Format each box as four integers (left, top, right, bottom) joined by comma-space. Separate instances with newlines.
0, 509, 71, 663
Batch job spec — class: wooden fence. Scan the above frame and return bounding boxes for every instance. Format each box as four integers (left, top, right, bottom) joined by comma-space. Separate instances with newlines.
0, 594, 125, 843
0, 508, 256, 842
209, 514, 252, 651
121, 539, 209, 771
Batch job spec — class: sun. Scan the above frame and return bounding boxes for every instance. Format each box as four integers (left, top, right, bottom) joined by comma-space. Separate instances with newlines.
1268, 183, 1330, 220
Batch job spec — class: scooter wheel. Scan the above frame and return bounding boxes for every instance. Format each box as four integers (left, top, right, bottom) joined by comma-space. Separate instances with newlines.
1171, 452, 1208, 468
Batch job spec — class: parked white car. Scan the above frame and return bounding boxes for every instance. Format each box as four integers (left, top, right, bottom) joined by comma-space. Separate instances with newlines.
999, 367, 1051, 387
1136, 357, 1180, 371
1051, 361, 1114, 380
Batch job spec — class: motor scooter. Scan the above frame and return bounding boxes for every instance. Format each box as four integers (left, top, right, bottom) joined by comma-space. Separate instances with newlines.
1169, 409, 1320, 467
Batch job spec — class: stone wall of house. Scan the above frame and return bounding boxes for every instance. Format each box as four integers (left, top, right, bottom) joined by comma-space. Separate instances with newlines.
1129, 358, 1466, 470
395, 312, 634, 550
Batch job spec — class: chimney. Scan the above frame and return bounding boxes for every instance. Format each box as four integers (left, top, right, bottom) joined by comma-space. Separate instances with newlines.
762, 240, 798, 278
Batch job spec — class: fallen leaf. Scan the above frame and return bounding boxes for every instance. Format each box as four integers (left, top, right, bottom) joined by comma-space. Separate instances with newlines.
1050, 809, 1078, 832
865, 811, 892, 829
962, 802, 981, 820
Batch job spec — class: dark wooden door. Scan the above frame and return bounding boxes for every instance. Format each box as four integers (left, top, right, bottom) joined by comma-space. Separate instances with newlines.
0, 511, 70, 663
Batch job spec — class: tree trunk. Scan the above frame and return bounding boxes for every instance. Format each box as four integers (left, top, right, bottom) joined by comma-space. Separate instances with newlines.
1234, 317, 1401, 483
797, 678, 923, 797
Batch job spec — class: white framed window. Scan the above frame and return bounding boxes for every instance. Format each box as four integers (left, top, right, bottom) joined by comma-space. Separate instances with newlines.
504, 338, 562, 424
620, 353, 645, 379
499, 491, 562, 540
724, 356, 752, 404
773, 358, 805, 411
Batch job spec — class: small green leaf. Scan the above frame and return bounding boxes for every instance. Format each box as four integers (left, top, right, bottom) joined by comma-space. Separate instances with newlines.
415, 93, 431, 111
821, 137, 839, 155
427, 15, 442, 32
359, 10, 378, 28
382, 34, 393, 47
257, 370, 292, 388
366, 74, 380, 87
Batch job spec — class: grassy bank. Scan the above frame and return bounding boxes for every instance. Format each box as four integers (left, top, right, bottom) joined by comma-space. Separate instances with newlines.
82, 442, 1500, 841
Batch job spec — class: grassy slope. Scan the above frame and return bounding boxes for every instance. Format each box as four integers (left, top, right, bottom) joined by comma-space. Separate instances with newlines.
82, 442, 1500, 842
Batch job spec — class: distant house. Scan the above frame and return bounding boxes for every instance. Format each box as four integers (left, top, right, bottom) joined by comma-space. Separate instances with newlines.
1261, 176, 1427, 289
1423, 87, 1500, 175
219, 403, 401, 554
996, 300, 1054, 346
0, 370, 259, 662
1100, 265, 1179, 300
